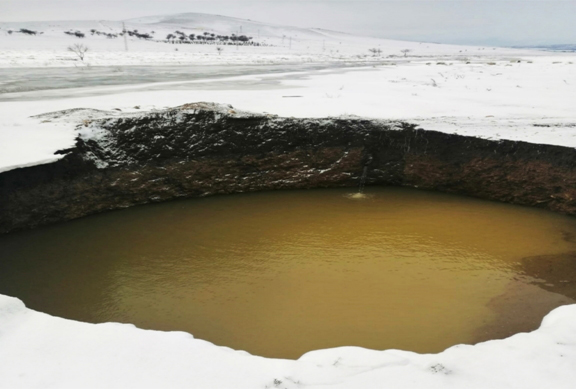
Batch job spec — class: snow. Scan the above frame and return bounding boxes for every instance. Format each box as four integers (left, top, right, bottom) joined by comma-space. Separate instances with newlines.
0, 13, 548, 68
2, 12, 576, 389
1, 55, 575, 173
0, 109, 75, 173
1, 293, 576, 388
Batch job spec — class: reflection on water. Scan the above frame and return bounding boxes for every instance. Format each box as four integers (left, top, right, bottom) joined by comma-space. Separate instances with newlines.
1, 187, 576, 359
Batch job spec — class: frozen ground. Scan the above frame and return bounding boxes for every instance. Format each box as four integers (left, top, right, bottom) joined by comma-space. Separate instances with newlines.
2, 12, 576, 389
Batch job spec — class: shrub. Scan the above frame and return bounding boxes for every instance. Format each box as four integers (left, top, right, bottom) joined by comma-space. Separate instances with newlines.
68, 43, 89, 61
20, 28, 38, 35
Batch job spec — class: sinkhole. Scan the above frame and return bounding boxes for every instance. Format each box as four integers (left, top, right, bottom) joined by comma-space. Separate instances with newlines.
1, 186, 576, 359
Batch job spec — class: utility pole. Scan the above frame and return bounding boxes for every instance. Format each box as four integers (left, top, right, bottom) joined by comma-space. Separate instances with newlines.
122, 22, 128, 51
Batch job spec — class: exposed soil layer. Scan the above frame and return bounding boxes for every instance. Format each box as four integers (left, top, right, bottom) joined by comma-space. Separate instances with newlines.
2, 102, 576, 234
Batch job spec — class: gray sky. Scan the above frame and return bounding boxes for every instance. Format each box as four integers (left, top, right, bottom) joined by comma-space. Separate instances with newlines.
1, 0, 575, 46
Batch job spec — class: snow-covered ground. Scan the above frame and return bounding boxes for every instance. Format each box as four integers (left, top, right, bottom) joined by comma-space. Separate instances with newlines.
2, 12, 576, 389
1, 55, 574, 173
2, 294, 576, 388
0, 12, 549, 68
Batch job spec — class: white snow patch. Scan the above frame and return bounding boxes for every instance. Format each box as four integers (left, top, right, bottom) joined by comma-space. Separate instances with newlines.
1, 294, 576, 388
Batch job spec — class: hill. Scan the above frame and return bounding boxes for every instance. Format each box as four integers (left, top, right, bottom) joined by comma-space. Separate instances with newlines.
0, 12, 538, 67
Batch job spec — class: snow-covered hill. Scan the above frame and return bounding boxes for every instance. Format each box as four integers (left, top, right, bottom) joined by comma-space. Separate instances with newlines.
127, 12, 328, 40
0, 12, 545, 68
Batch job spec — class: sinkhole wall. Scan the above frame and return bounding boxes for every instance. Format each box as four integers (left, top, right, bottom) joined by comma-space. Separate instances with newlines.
2, 102, 576, 234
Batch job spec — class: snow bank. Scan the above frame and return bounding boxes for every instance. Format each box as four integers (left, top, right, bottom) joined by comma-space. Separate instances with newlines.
1, 294, 576, 388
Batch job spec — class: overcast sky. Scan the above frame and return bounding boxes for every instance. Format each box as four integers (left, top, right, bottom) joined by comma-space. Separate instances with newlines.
1, 0, 575, 46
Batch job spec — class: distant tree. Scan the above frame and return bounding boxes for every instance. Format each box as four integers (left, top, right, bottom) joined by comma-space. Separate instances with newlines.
400, 49, 411, 57
216, 47, 224, 55
20, 28, 38, 35
65, 30, 85, 38
368, 48, 382, 56
68, 43, 89, 61
132, 31, 151, 39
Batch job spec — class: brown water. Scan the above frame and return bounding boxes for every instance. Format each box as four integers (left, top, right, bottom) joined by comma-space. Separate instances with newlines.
1, 187, 576, 359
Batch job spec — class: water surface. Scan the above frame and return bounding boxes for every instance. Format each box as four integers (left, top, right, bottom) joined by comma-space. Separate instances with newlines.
1, 187, 575, 359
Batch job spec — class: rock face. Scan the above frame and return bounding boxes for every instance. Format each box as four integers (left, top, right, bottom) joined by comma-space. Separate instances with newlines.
2, 102, 576, 234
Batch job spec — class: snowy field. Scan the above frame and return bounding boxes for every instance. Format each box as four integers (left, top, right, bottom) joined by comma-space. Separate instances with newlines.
2, 12, 576, 389
0, 13, 543, 68
1, 55, 575, 173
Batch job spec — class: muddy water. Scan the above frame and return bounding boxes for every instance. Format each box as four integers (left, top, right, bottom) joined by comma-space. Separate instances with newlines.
1, 187, 576, 359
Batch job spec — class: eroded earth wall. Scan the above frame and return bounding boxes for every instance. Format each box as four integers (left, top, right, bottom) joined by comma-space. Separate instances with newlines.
2, 103, 576, 234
